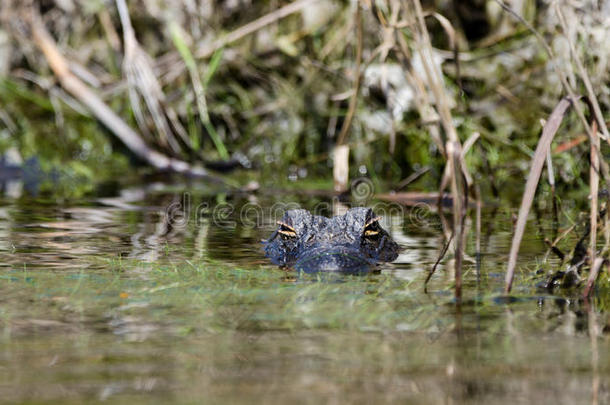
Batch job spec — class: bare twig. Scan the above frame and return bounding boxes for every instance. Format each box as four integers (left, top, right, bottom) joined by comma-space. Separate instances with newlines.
424, 233, 454, 292
542, 222, 577, 263
395, 166, 430, 190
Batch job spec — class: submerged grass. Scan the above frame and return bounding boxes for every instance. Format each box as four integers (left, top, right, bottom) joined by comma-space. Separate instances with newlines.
4, 250, 606, 341
1, 262, 436, 335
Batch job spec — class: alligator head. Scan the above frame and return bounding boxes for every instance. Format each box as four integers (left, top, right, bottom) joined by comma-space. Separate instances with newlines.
263, 208, 400, 274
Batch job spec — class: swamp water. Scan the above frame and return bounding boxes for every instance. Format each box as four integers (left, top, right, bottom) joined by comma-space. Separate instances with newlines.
0, 182, 608, 404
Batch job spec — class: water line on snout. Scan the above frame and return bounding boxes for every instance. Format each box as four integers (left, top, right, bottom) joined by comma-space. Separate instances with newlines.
295, 245, 375, 274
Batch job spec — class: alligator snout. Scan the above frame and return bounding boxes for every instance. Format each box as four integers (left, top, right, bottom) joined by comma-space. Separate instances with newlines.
263, 208, 399, 273
295, 245, 373, 274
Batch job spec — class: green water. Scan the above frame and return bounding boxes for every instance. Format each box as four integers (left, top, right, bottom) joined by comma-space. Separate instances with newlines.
0, 183, 608, 404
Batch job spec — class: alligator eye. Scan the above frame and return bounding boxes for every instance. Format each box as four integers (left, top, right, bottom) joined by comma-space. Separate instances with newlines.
277, 221, 297, 238
363, 216, 382, 239
365, 216, 382, 227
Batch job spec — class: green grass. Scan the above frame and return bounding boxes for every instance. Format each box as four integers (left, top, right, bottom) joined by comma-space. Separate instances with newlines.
1, 261, 436, 335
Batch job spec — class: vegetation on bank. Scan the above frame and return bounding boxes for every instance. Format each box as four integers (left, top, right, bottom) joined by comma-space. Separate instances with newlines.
0, 1, 605, 187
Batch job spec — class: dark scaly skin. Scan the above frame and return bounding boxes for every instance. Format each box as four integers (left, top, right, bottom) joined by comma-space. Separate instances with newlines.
263, 208, 400, 274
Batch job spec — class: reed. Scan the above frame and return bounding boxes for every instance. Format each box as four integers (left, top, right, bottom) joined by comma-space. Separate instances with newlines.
498, 1, 609, 294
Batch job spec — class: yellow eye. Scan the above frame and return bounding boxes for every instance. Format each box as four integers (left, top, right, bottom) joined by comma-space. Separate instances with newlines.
278, 229, 297, 237
365, 216, 382, 227
277, 221, 297, 238
364, 216, 382, 238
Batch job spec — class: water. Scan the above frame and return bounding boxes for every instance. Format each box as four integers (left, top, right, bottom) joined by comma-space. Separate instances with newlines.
0, 182, 608, 404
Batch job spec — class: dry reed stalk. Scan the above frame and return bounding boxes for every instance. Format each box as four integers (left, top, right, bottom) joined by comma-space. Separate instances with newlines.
195, 0, 320, 59
449, 141, 465, 300
320, 16, 353, 60
590, 121, 600, 264
97, 8, 121, 52
27, 6, 220, 180
475, 184, 482, 282
543, 133, 559, 239
427, 11, 462, 91
393, 10, 445, 156
605, 196, 610, 256
437, 132, 478, 218
504, 97, 573, 293
336, 2, 363, 146
115, 0, 190, 154
410, 0, 471, 300
411, 1, 459, 147
583, 257, 605, 298
497, 0, 610, 293
366, 0, 400, 153
333, 2, 363, 192
332, 144, 349, 193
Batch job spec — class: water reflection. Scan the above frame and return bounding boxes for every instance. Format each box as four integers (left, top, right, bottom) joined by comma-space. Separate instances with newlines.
0, 184, 447, 272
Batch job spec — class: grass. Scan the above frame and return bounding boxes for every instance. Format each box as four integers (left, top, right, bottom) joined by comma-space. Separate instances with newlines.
1, 261, 429, 335
4, 248, 608, 339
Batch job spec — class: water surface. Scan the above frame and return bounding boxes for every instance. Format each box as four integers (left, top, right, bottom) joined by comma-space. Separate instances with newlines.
1, 183, 608, 404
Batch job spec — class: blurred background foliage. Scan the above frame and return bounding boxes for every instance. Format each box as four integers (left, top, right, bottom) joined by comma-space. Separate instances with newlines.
0, 0, 608, 198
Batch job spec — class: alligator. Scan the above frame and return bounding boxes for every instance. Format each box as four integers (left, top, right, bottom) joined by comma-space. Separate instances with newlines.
263, 208, 400, 274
